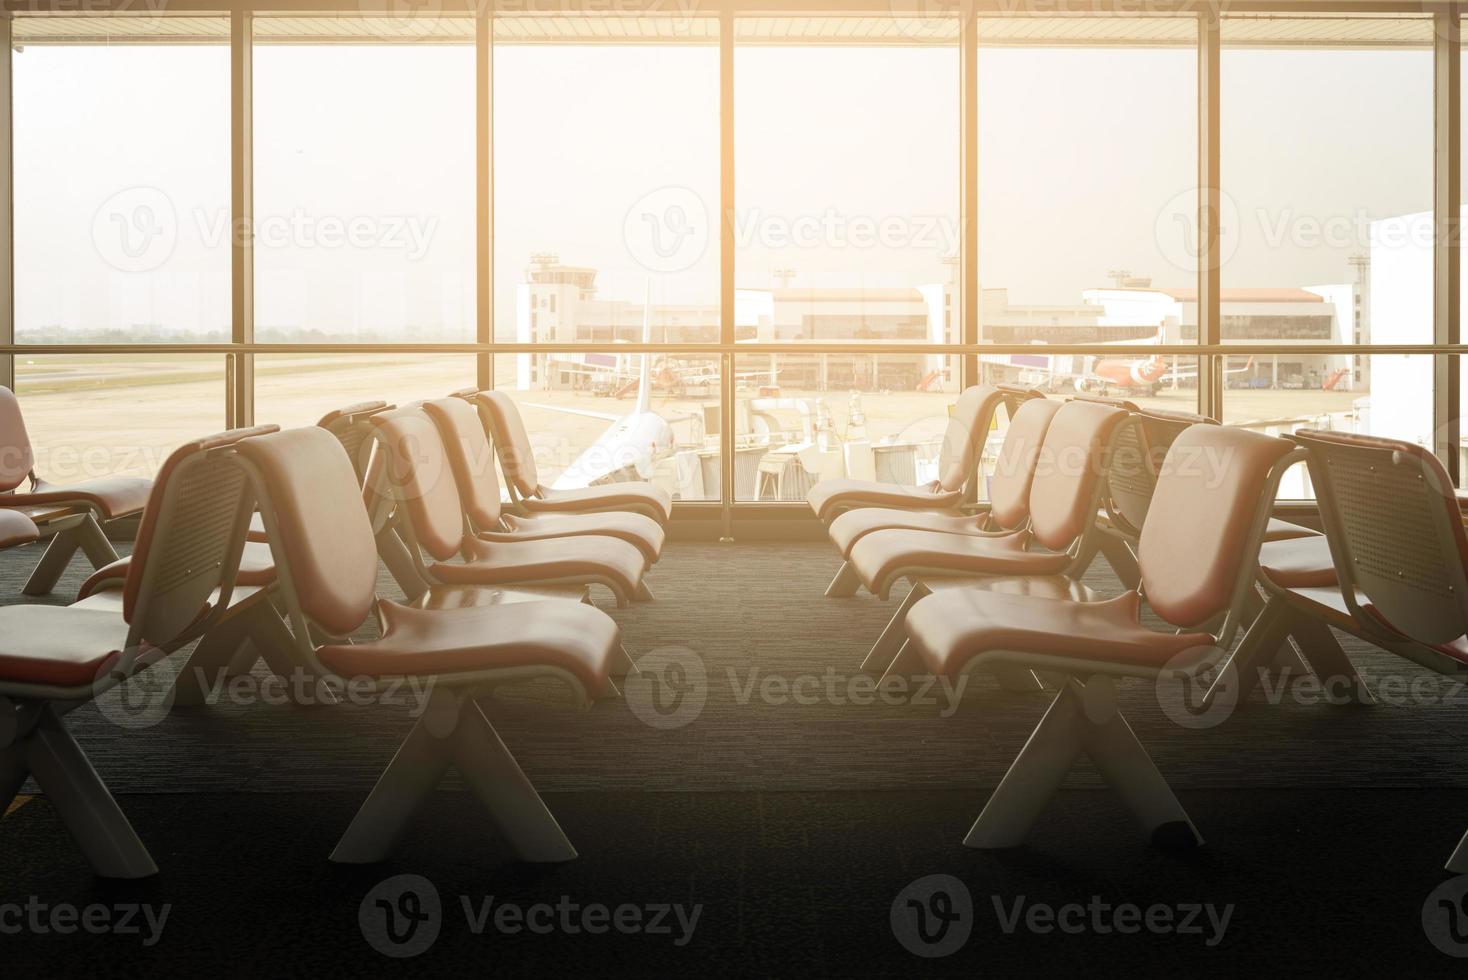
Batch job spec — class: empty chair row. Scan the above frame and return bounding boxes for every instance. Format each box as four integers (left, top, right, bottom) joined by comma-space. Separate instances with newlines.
804, 384, 1468, 871
0, 387, 685, 878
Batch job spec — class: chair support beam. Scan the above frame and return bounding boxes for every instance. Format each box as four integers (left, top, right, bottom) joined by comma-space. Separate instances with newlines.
330, 690, 575, 865
965, 679, 1200, 850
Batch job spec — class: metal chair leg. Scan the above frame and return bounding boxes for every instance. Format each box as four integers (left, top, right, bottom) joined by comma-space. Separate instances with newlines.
824, 561, 861, 598
966, 678, 1200, 850
329, 708, 455, 865
376, 526, 427, 600
860, 582, 929, 675
1098, 535, 1141, 590
331, 690, 576, 865
450, 699, 577, 863
171, 618, 252, 706
1205, 596, 1294, 708
1447, 827, 1468, 874
1083, 692, 1202, 848
23, 515, 122, 596
22, 707, 157, 878
23, 531, 81, 596
964, 680, 1088, 848
73, 514, 121, 568
1287, 613, 1375, 705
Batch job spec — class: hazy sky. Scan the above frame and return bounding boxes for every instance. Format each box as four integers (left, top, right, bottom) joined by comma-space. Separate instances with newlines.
10, 39, 1436, 339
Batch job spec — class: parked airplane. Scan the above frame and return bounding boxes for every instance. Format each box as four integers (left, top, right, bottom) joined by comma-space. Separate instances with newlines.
524, 284, 683, 490
1077, 354, 1254, 396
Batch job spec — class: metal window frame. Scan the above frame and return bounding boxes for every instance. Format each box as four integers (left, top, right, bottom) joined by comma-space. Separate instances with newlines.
0, 0, 1463, 519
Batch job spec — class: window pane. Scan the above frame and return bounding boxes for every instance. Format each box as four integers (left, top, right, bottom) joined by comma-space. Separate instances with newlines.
253, 354, 476, 431
253, 20, 475, 343
15, 355, 227, 479
1459, 356, 1468, 490
979, 16, 1196, 350
493, 352, 719, 501
1223, 354, 1433, 499
494, 20, 719, 343
1222, 14, 1433, 349
732, 353, 959, 501
12, 20, 230, 344
735, 21, 958, 344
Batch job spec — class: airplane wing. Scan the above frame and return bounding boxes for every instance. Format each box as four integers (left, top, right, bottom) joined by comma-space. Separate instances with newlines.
524, 402, 621, 423
1161, 355, 1254, 382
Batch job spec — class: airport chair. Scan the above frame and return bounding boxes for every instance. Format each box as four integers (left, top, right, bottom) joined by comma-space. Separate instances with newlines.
0, 386, 153, 595
77, 401, 410, 704
309, 400, 431, 595
1235, 429, 1468, 871
1073, 403, 1321, 678
0, 426, 273, 877
424, 397, 664, 566
807, 385, 1033, 525
1084, 403, 1316, 580
822, 396, 1062, 597
233, 425, 628, 864
898, 424, 1302, 851
369, 406, 650, 607
471, 390, 673, 525
848, 399, 1134, 677
0, 510, 39, 551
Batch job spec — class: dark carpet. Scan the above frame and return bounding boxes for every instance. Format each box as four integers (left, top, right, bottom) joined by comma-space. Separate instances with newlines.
1, 540, 1466, 974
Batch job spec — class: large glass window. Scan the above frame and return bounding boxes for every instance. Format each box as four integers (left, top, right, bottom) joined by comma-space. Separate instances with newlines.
734, 18, 959, 344
12, 18, 231, 344
5, 8, 1463, 509
731, 353, 960, 501
15, 356, 227, 479
492, 352, 721, 501
1218, 13, 1434, 467
979, 16, 1196, 353
253, 355, 477, 432
253, 17, 475, 343
493, 16, 720, 345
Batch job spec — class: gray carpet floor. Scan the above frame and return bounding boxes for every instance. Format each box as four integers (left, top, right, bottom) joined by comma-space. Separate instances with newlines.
5, 537, 1465, 798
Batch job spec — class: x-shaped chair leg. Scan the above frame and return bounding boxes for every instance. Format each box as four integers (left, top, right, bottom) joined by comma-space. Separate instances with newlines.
0, 705, 156, 878
965, 677, 1201, 851
330, 688, 576, 865
23, 514, 120, 596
